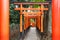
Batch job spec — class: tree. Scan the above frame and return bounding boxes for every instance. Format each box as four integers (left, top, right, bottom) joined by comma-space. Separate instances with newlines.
10, 0, 46, 24
30, 0, 46, 8
30, 0, 45, 2
10, 4, 20, 24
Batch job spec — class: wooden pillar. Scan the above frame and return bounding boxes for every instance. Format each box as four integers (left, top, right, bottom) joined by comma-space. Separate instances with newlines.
24, 16, 28, 31
24, 16, 26, 31
26, 17, 28, 29
37, 17, 38, 29
36, 17, 38, 28
28, 18, 29, 27
52, 0, 60, 40
36, 16, 39, 29
37, 12, 41, 30
37, 15, 40, 30
36, 16, 38, 29
0, 0, 9, 40
20, 4, 23, 32
25, 17, 27, 30
38, 16, 41, 30
25, 16, 28, 29
28, 18, 30, 27
41, 4, 44, 32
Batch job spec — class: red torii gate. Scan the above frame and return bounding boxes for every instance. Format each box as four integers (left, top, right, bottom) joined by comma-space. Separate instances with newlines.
14, 2, 49, 33
0, 0, 60, 40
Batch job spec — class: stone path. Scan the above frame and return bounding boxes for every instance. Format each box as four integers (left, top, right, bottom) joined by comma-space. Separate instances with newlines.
24, 27, 40, 40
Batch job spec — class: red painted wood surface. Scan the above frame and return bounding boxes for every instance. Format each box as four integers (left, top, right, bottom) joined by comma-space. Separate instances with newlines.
14, 2, 49, 4
1, 0, 60, 40
0, 0, 9, 40
52, 0, 60, 40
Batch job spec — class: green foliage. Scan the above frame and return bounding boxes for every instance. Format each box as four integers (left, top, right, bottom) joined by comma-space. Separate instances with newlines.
30, 0, 46, 8
30, 0, 45, 2
30, 19, 35, 23
19, 0, 25, 2
10, 0, 46, 24
10, 4, 20, 24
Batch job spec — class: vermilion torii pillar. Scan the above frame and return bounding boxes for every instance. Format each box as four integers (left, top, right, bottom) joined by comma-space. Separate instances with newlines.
52, 0, 60, 40
0, 0, 60, 40
0, 0, 9, 40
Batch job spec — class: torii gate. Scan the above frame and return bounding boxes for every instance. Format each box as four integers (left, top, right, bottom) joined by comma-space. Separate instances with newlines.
14, 2, 49, 33
0, 0, 60, 40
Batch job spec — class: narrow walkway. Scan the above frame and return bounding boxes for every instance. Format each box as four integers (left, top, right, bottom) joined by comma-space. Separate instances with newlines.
24, 27, 40, 40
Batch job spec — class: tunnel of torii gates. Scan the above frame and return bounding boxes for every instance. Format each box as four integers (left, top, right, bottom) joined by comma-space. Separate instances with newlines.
0, 0, 60, 40
14, 2, 49, 33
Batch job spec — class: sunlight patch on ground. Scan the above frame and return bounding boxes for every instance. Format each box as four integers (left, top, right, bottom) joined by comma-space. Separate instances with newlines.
30, 27, 36, 29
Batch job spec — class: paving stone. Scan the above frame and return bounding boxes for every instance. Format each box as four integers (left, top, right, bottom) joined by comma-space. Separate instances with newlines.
24, 27, 40, 40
